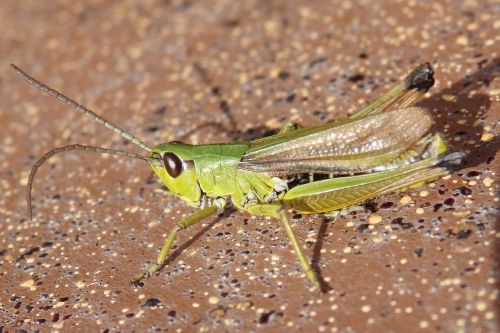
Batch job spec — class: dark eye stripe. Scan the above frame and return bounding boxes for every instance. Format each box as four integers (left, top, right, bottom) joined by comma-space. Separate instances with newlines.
163, 152, 183, 178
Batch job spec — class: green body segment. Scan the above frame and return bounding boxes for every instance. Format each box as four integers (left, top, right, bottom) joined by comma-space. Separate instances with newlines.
192, 143, 249, 196
191, 143, 278, 207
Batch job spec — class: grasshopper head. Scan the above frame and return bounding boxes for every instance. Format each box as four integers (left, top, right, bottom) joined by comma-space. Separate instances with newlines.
150, 142, 202, 207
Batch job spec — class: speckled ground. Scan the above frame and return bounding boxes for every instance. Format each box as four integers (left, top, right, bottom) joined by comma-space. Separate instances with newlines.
0, 1, 499, 332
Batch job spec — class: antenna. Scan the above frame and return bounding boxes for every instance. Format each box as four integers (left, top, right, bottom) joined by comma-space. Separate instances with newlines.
11, 64, 152, 152
26, 144, 161, 220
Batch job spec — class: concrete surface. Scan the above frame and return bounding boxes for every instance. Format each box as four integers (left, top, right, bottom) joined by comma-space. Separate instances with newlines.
0, 1, 498, 332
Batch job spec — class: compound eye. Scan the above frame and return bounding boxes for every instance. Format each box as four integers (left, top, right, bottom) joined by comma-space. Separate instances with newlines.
163, 152, 183, 178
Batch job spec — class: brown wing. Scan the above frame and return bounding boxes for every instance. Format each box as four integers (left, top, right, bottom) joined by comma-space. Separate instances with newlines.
239, 107, 433, 175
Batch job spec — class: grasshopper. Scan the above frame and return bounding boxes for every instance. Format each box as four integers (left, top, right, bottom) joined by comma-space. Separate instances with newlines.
13, 63, 464, 289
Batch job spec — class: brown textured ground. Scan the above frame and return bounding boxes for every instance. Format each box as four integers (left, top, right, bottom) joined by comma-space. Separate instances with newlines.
0, 1, 499, 332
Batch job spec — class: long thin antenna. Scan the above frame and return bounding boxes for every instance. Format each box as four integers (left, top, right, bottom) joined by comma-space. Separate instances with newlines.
26, 144, 161, 220
11, 64, 152, 152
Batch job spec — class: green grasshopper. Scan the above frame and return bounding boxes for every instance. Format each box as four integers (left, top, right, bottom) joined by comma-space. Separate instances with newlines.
13, 63, 464, 289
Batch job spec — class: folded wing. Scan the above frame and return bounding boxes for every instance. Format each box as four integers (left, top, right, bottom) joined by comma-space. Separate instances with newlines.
239, 107, 433, 176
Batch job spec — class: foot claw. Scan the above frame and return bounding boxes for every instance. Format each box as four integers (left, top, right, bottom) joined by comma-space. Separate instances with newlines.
131, 271, 149, 284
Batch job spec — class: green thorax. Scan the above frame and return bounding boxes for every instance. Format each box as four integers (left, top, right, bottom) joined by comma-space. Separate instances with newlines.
191, 143, 249, 196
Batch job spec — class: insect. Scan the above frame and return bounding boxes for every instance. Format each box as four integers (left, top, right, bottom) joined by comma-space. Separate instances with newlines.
13, 63, 464, 289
